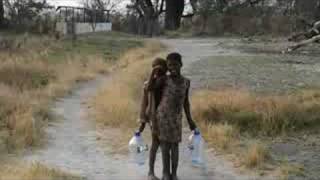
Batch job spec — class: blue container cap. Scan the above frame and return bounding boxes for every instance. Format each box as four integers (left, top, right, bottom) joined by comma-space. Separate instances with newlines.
135, 131, 141, 136
194, 129, 200, 135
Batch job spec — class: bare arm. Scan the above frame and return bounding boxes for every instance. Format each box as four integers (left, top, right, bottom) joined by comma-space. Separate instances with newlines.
138, 84, 149, 133
138, 122, 146, 133
184, 80, 197, 131
146, 67, 165, 91
146, 68, 158, 91
139, 84, 149, 123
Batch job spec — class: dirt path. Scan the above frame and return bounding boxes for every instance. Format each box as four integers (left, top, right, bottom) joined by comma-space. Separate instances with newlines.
23, 38, 262, 180
24, 76, 146, 179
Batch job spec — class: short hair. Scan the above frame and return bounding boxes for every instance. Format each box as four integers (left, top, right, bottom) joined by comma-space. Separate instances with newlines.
152, 57, 167, 68
166, 52, 182, 66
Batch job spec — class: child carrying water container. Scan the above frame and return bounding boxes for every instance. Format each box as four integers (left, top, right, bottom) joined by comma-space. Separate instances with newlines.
148, 52, 197, 180
137, 58, 167, 180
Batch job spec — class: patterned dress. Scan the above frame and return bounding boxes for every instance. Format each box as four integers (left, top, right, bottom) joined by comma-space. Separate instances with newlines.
156, 76, 190, 143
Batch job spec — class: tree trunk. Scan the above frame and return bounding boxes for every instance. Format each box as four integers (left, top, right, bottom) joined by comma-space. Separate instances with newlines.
200, 15, 208, 33
0, 0, 4, 28
146, 18, 155, 37
165, 0, 184, 30
139, 17, 151, 36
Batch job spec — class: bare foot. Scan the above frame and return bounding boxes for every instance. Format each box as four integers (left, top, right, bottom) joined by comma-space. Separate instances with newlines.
148, 174, 160, 180
171, 175, 179, 180
162, 174, 170, 180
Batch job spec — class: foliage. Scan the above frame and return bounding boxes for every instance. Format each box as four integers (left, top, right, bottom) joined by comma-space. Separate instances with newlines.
4, 0, 51, 30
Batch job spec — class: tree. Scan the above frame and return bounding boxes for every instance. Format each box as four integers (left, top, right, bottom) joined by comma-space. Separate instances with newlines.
164, 0, 184, 30
126, 0, 208, 32
193, 0, 216, 33
127, 0, 192, 32
127, 0, 165, 36
4, 0, 49, 29
294, 0, 319, 18
83, 0, 119, 21
0, 0, 4, 28
83, 0, 119, 31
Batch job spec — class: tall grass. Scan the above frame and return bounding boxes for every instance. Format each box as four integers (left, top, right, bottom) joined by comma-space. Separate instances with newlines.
201, 123, 238, 151
277, 162, 305, 180
0, 32, 142, 154
192, 89, 320, 169
192, 89, 320, 136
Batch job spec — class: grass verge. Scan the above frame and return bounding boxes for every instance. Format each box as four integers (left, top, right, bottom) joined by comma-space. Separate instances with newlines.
0, 162, 84, 180
0, 32, 142, 155
277, 162, 305, 180
192, 89, 320, 136
191, 89, 320, 172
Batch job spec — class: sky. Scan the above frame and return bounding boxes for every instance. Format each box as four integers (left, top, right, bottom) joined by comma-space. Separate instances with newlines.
46, 0, 193, 13
48, 0, 81, 7
47, 0, 130, 10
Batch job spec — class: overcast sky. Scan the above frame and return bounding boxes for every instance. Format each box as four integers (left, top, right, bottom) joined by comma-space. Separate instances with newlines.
47, 0, 130, 10
48, 0, 81, 7
47, 0, 193, 13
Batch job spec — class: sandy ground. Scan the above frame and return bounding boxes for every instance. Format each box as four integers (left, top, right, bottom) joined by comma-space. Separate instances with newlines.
22, 37, 320, 180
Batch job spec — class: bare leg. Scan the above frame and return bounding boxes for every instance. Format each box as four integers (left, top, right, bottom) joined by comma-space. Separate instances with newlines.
148, 134, 160, 180
171, 143, 179, 180
160, 141, 171, 180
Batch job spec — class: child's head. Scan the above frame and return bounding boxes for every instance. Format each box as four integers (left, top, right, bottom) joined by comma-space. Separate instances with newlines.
152, 57, 167, 76
166, 52, 182, 76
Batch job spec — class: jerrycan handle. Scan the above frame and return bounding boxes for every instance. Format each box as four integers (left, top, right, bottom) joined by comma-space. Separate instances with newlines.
194, 128, 200, 136
134, 131, 141, 137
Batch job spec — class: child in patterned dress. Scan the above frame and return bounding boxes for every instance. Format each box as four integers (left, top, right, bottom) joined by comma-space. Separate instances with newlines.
148, 52, 197, 180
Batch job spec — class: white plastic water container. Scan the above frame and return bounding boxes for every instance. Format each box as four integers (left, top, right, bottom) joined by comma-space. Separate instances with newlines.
128, 132, 147, 165
188, 129, 206, 167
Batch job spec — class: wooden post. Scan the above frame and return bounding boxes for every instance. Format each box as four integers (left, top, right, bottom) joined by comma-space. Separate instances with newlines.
107, 10, 110, 22
83, 8, 86, 22
65, 7, 68, 22
59, 8, 62, 21
72, 8, 77, 45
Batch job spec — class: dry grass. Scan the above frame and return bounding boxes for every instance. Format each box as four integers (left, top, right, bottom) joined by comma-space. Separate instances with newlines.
0, 45, 107, 152
0, 32, 142, 155
201, 123, 238, 151
277, 162, 305, 180
0, 162, 83, 180
191, 89, 320, 172
191, 89, 320, 136
92, 41, 165, 129
243, 142, 269, 168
